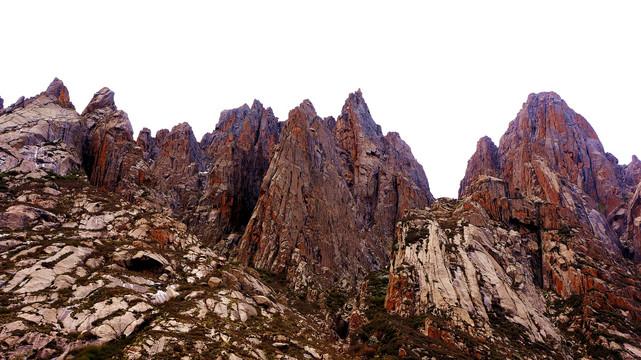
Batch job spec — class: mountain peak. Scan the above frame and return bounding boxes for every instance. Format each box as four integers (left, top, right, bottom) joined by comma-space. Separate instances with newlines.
459, 135, 500, 198
288, 99, 318, 123
250, 99, 263, 112
526, 91, 563, 103
82, 87, 117, 115
45, 77, 74, 109
337, 89, 382, 143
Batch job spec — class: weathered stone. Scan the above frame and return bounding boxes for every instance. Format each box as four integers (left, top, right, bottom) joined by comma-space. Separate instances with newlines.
237, 302, 257, 322
129, 251, 168, 273
207, 276, 222, 288
238, 91, 433, 291
82, 87, 148, 199
213, 302, 228, 318
194, 100, 281, 244
0, 79, 84, 175
388, 92, 641, 354
0, 205, 58, 230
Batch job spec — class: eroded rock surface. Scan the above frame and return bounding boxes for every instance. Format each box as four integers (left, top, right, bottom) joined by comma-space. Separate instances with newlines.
193, 100, 282, 245
387, 92, 641, 359
239, 91, 433, 292
0, 78, 84, 175
0, 171, 342, 360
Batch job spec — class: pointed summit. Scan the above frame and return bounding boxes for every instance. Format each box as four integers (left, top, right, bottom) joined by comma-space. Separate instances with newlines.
250, 99, 263, 112
494, 91, 616, 208
237, 93, 433, 292
459, 136, 500, 198
194, 100, 281, 244
337, 89, 382, 139
508, 91, 600, 143
82, 86, 136, 191
287, 99, 318, 129
82, 87, 116, 116
459, 90, 630, 259
45, 77, 74, 109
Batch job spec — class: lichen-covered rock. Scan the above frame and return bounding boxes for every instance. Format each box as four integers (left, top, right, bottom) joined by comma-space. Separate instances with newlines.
0, 170, 341, 359
386, 202, 558, 344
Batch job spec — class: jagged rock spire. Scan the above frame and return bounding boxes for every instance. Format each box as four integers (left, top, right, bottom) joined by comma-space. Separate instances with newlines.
45, 77, 74, 109
237, 92, 433, 292
82, 87, 117, 116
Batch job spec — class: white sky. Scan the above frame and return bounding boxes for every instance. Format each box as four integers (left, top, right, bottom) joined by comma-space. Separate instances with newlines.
1, 1, 640, 198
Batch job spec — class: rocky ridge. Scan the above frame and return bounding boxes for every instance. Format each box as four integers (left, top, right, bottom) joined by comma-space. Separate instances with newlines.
194, 100, 282, 248
238, 93, 433, 294
2, 80, 641, 359
0, 79, 83, 176
385, 92, 641, 359
0, 79, 434, 359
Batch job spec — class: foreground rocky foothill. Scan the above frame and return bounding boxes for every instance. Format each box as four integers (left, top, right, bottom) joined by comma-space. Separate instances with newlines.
0, 80, 640, 360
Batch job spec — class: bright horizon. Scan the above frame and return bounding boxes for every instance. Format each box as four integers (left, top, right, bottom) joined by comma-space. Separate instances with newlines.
1, 1, 640, 198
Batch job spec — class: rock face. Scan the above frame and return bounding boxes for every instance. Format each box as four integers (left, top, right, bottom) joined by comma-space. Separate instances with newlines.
238, 92, 433, 292
3, 81, 432, 296
83, 93, 283, 247
386, 201, 560, 350
193, 100, 282, 244
82, 87, 147, 197
0, 78, 84, 175
139, 122, 206, 221
387, 92, 641, 358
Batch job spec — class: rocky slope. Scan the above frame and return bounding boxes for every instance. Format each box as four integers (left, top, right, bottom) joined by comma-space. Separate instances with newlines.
0, 171, 348, 360
385, 92, 641, 359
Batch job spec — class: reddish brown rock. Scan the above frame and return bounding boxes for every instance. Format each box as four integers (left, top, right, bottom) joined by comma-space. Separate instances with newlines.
624, 155, 641, 187
45, 77, 74, 109
460, 92, 634, 258
82, 87, 148, 198
388, 91, 641, 354
141, 123, 206, 221
193, 100, 282, 245
238, 92, 433, 291
458, 136, 499, 198
462, 92, 623, 209
626, 182, 641, 261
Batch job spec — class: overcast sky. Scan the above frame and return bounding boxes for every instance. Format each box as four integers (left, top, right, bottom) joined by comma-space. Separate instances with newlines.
1, 1, 640, 198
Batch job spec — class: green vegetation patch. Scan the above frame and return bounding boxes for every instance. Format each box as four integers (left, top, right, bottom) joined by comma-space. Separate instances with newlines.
405, 226, 429, 245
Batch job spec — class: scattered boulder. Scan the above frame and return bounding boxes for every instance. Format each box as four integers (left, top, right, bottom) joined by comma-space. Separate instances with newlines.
0, 205, 58, 230
208, 276, 222, 288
